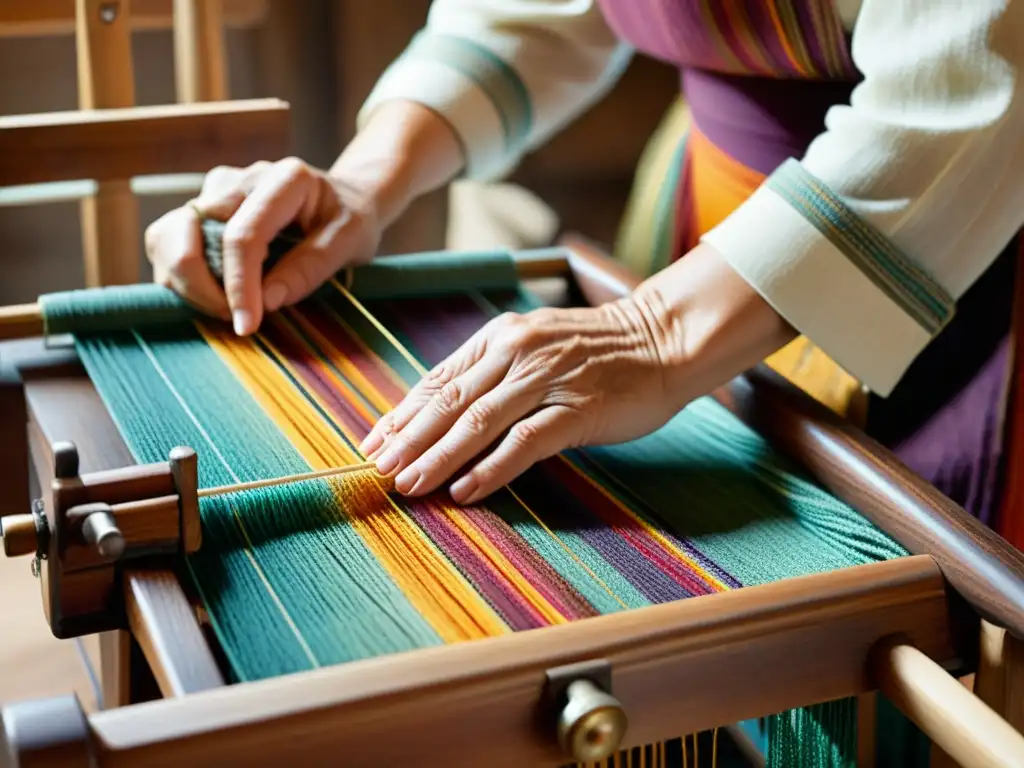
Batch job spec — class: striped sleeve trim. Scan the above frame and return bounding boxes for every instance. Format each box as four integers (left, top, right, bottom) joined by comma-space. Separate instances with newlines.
402, 33, 533, 156
766, 159, 954, 335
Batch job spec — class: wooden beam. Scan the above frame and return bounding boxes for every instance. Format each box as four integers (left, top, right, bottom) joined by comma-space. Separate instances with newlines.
0, 100, 290, 187
76, 0, 141, 287
124, 568, 225, 698
173, 0, 228, 103
976, 620, 1024, 732
0, 0, 266, 37
52, 557, 955, 767
872, 639, 1024, 767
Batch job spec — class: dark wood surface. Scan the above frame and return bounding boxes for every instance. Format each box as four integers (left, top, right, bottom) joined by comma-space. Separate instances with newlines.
124, 568, 225, 698
0, 352, 30, 518
75, 557, 953, 767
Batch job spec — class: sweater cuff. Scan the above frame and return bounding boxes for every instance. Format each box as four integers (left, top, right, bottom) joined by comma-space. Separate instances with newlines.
701, 159, 956, 397
357, 32, 532, 182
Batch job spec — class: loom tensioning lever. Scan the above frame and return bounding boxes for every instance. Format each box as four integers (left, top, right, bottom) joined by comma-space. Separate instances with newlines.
545, 659, 628, 762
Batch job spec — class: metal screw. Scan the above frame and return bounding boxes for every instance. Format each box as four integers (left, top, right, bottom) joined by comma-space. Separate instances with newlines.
99, 2, 119, 24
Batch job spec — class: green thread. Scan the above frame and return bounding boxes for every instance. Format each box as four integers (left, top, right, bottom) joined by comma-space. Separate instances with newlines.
68, 282, 917, 766
766, 159, 954, 334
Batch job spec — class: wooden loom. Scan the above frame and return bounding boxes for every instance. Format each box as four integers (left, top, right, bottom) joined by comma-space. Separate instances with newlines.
2, 58, 1024, 768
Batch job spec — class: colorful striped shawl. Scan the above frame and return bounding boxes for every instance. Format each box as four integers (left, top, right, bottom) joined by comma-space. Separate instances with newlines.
73, 282, 908, 766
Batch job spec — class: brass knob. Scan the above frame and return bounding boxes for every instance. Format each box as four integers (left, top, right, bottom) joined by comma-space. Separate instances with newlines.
557, 679, 628, 763
0, 515, 38, 558
82, 511, 125, 560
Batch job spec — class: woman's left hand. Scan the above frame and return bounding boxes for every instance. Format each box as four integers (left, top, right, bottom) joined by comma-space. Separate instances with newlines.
358, 299, 687, 505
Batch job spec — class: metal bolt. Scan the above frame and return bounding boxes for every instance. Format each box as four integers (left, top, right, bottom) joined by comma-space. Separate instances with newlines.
99, 3, 119, 24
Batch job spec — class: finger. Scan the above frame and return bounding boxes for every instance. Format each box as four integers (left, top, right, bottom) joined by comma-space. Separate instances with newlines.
260, 206, 352, 312
358, 330, 491, 457
369, 353, 504, 477
381, 356, 521, 487
449, 406, 584, 505
392, 380, 542, 497
193, 162, 272, 221
360, 411, 398, 460
147, 206, 229, 318
221, 159, 321, 336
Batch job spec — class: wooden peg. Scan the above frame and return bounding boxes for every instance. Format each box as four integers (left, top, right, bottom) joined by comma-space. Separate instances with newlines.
1, 513, 37, 557
170, 446, 201, 553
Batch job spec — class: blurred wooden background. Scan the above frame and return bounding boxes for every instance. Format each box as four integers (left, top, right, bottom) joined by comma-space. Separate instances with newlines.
0, 0, 677, 304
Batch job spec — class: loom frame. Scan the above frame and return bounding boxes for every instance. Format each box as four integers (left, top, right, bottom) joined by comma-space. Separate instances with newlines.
2, 239, 1024, 766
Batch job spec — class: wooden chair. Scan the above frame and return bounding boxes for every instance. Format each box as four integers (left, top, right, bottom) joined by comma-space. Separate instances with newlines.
0, 0, 267, 288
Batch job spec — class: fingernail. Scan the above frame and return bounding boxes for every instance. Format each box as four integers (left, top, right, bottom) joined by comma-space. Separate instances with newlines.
375, 449, 400, 477
450, 475, 478, 505
394, 466, 421, 495
232, 309, 254, 336
263, 283, 287, 313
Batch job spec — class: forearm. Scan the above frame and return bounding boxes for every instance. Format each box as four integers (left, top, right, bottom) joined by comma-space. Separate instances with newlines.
629, 243, 797, 406
329, 100, 465, 229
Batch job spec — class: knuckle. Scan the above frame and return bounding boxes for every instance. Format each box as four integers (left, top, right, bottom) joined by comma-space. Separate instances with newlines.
221, 223, 260, 255
429, 443, 456, 473
422, 364, 454, 391
434, 379, 465, 415
277, 156, 309, 179
469, 464, 496, 491
143, 222, 160, 255
462, 402, 493, 435
509, 420, 539, 449
204, 165, 238, 187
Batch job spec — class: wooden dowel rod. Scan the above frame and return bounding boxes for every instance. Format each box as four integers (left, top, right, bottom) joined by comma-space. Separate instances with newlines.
871, 638, 1024, 768
0, 302, 43, 339
196, 462, 388, 499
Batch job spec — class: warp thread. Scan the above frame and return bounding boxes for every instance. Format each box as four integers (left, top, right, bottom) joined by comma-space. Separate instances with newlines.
69, 277, 916, 767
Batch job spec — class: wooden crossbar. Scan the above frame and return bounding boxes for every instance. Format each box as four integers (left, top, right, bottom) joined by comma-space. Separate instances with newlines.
0, 99, 290, 187
0, 0, 266, 37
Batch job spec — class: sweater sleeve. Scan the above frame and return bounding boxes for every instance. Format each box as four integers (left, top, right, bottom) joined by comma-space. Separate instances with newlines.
701, 0, 1024, 397
357, 0, 632, 181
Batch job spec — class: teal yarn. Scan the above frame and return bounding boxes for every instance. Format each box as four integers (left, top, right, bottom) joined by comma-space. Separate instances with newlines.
60, 270, 922, 766
38, 220, 522, 337
40, 283, 198, 337
200, 217, 521, 299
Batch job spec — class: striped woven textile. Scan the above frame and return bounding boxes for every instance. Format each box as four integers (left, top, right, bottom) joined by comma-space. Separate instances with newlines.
73, 279, 909, 767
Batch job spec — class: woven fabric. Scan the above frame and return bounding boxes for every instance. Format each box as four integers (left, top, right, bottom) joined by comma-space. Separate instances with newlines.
70, 281, 908, 766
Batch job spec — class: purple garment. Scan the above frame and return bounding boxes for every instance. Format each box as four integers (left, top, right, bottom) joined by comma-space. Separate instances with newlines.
595, 0, 1016, 525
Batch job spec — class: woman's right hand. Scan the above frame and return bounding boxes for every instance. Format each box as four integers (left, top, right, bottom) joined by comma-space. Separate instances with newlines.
145, 100, 466, 337
145, 157, 383, 336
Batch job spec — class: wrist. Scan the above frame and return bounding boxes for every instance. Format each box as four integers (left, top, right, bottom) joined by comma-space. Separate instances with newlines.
629, 243, 797, 401
329, 100, 465, 229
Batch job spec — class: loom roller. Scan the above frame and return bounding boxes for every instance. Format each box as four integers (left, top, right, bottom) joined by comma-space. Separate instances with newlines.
0, 222, 634, 763
0, 219, 612, 341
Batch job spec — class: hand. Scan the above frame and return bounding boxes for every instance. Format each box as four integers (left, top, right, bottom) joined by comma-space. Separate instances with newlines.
145, 157, 381, 336
358, 299, 690, 505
